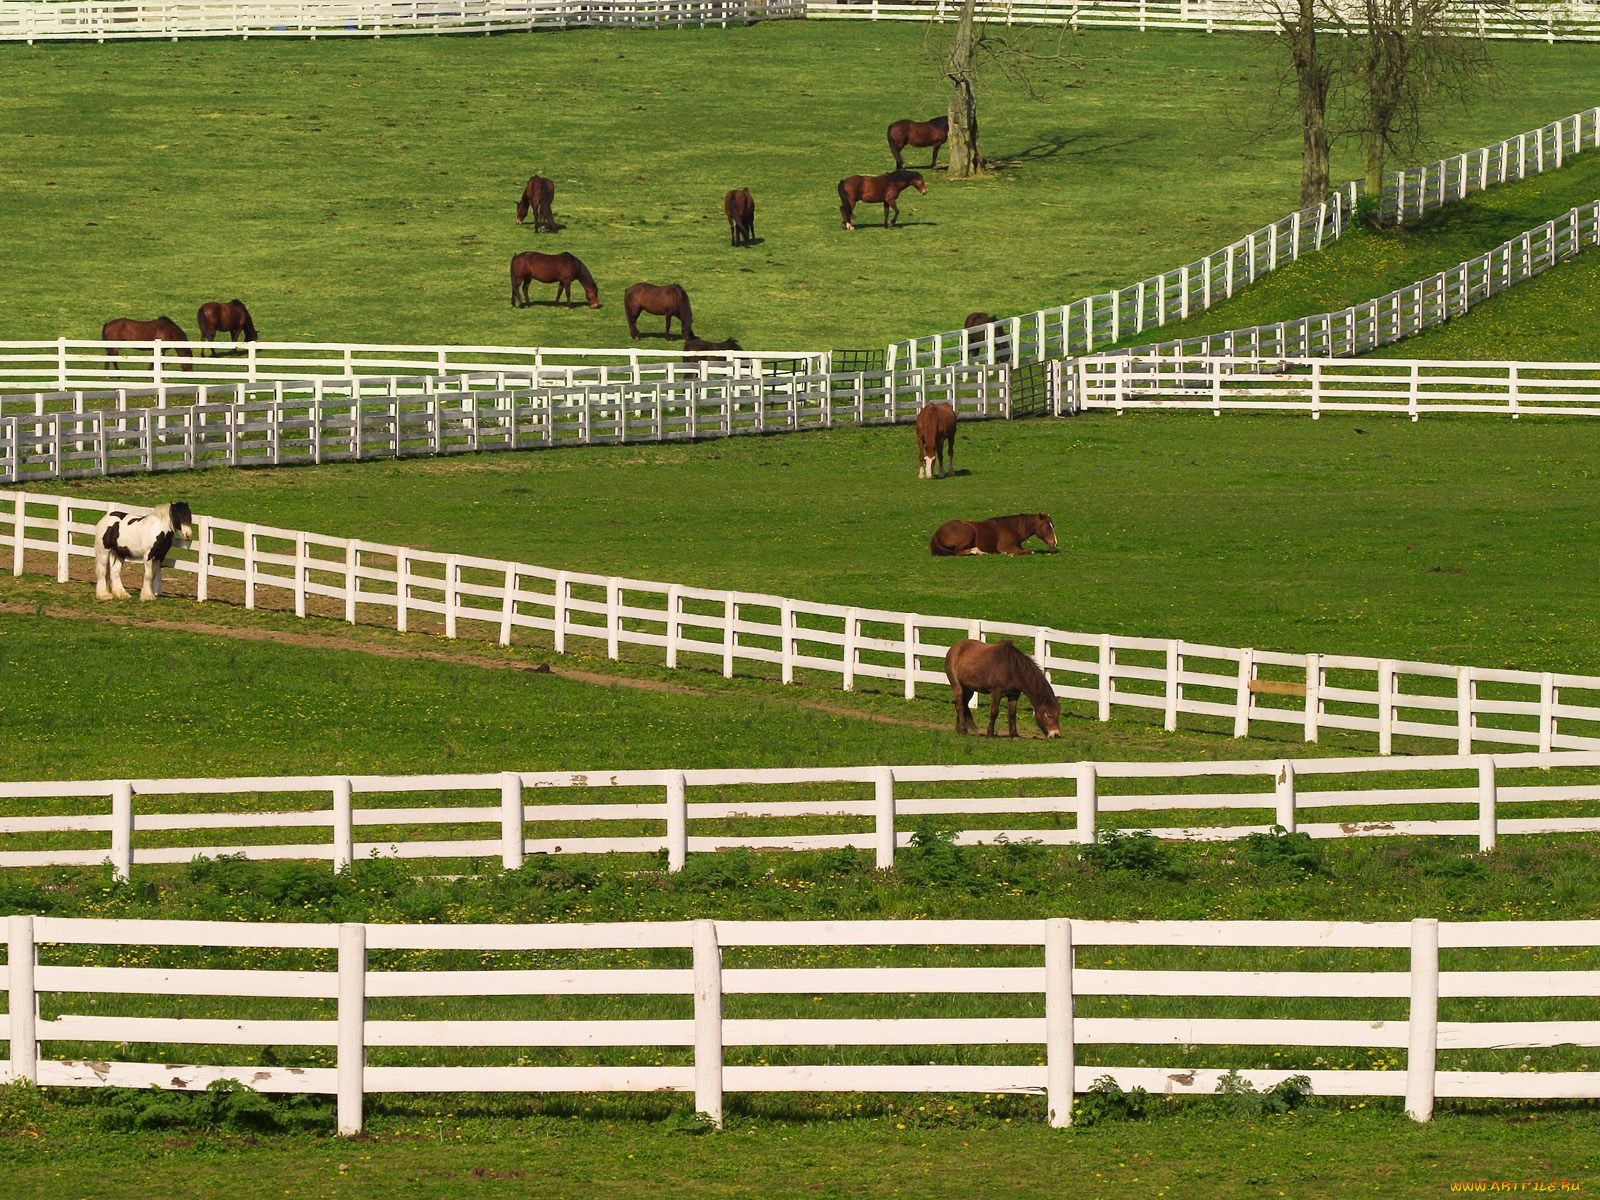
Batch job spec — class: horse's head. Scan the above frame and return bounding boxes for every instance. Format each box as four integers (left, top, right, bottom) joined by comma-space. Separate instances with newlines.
908, 173, 927, 194
169, 501, 196, 542
1035, 691, 1062, 739
1035, 513, 1057, 551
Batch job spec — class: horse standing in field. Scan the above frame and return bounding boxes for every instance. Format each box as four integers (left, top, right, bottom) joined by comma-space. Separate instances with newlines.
196, 300, 257, 353
944, 639, 1062, 738
887, 116, 950, 170
94, 501, 195, 602
724, 187, 755, 247
838, 171, 925, 230
516, 175, 556, 231
930, 513, 1057, 557
965, 312, 996, 329
510, 251, 600, 308
914, 402, 957, 479
625, 283, 694, 340
101, 316, 193, 371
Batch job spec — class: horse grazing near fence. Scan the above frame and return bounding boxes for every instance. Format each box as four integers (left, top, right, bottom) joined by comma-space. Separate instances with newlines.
838, 171, 925, 230
101, 316, 193, 371
683, 336, 742, 362
965, 312, 996, 329
625, 283, 694, 340
94, 502, 195, 602
930, 513, 1056, 557
516, 175, 556, 231
887, 116, 950, 170
944, 638, 1062, 738
510, 251, 600, 308
915, 402, 957, 479
724, 187, 755, 247
196, 300, 257, 353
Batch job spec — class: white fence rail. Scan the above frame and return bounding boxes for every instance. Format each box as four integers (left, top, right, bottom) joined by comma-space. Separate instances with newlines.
10, 489, 1600, 755
0, 0, 803, 41
0, 340, 828, 401
891, 106, 1600, 369
5, 913, 1597, 1134
0, 363, 1009, 484
5, 751, 1600, 879
1074, 356, 1600, 418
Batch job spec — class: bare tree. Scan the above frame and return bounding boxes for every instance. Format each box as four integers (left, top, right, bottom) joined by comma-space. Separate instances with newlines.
1266, 0, 1336, 209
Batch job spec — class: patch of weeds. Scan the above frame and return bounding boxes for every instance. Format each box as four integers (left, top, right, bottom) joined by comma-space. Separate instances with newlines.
1080, 830, 1182, 879
0, 1081, 46, 1135
675, 848, 760, 893
659, 1108, 718, 1136
90, 1080, 331, 1134
1240, 826, 1327, 876
1074, 1076, 1150, 1127
1212, 1070, 1314, 1117
899, 825, 975, 887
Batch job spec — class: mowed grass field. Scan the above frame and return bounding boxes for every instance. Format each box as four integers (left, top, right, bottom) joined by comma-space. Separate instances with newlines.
2, 25, 1600, 350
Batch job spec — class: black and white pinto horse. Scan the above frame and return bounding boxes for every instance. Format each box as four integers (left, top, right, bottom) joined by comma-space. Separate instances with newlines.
94, 502, 195, 601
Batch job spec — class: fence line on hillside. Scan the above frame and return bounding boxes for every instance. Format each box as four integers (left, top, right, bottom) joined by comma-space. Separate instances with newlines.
891, 106, 1600, 370
5, 750, 1600, 880
0, 363, 1013, 484
1069, 356, 1600, 418
1111, 200, 1600, 365
0, 0, 803, 41
5, 913, 1598, 1133
9, 489, 1600, 756
0, 340, 828, 401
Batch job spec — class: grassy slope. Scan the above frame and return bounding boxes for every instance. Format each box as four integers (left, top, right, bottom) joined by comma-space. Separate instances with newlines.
1, 28, 1598, 350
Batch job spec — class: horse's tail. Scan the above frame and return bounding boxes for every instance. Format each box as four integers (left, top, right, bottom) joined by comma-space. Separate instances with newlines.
510, 256, 521, 306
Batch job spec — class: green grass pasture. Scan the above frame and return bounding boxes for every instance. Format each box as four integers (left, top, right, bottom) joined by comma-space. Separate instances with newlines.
2, 27, 1599, 349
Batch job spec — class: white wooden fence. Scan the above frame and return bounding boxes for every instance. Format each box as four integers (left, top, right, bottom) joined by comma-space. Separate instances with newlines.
0, 339, 828, 401
1072, 356, 1600, 418
10, 489, 1600, 755
0, 363, 1008, 484
892, 106, 1600, 369
5, 913, 1597, 1133
0, 0, 803, 41
5, 750, 1599, 879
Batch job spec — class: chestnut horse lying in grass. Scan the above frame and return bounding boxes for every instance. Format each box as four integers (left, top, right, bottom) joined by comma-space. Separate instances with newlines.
930, 513, 1056, 556
914, 402, 956, 479
945, 638, 1062, 738
101, 316, 193, 371
838, 170, 925, 230
888, 116, 949, 170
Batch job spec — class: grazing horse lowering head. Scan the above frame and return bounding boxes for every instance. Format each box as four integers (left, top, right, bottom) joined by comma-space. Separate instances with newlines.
944, 639, 1062, 738
625, 282, 694, 341
914, 402, 957, 479
93, 501, 195, 602
196, 300, 257, 354
511, 251, 599, 309
723, 187, 755, 247
101, 316, 194, 371
517, 175, 556, 231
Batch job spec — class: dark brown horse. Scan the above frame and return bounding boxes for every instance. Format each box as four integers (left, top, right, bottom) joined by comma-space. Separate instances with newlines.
196, 300, 257, 353
914, 402, 957, 479
965, 312, 997, 329
724, 187, 755, 247
945, 639, 1062, 738
887, 116, 950, 170
101, 316, 193, 371
516, 175, 556, 231
625, 283, 694, 340
839, 170, 925, 230
930, 513, 1057, 557
684, 336, 742, 362
511, 251, 599, 308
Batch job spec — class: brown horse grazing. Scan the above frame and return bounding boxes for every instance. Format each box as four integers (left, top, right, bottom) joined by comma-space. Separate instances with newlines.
839, 171, 925, 231
625, 283, 694, 340
930, 513, 1057, 557
511, 251, 599, 308
887, 116, 949, 170
964, 311, 997, 329
724, 187, 755, 247
516, 175, 556, 231
945, 639, 1062, 738
101, 316, 193, 371
914, 402, 957, 479
196, 300, 257, 353
683, 336, 742, 362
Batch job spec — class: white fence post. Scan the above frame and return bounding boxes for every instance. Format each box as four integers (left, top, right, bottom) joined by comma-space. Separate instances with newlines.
110, 780, 133, 882
1232, 648, 1254, 738
7, 914, 37, 1085
500, 772, 524, 870
1477, 756, 1497, 853
1303, 653, 1321, 742
874, 767, 896, 869
692, 920, 724, 1129
666, 584, 682, 669
1045, 917, 1075, 1128
332, 777, 354, 872
1274, 761, 1296, 832
666, 772, 688, 872
903, 616, 918, 700
1163, 640, 1180, 732
344, 540, 359, 625
1457, 667, 1474, 755
1097, 635, 1113, 721
1075, 763, 1098, 844
1539, 673, 1556, 753
1378, 661, 1396, 755
337, 922, 368, 1137
1405, 917, 1440, 1123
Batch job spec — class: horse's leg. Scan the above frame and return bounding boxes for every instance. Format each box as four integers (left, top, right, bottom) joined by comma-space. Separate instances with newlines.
930, 142, 941, 169
951, 683, 968, 733
841, 199, 854, 231
109, 557, 130, 602
1007, 694, 1020, 738
946, 430, 955, 477
141, 558, 159, 601
986, 691, 1002, 736
664, 313, 674, 338
94, 547, 112, 601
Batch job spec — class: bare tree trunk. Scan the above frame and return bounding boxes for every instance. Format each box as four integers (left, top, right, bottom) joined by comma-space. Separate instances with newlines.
946, 0, 983, 178
1289, 0, 1332, 208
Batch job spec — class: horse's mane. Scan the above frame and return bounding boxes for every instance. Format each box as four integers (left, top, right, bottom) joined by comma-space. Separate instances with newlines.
570, 255, 597, 293
673, 285, 692, 330
996, 640, 1055, 705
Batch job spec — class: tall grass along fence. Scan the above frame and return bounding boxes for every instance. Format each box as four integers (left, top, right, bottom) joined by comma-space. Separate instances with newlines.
5, 751, 1600, 881
1071, 357, 1600, 419
0, 362, 1009, 485
0, 0, 803, 41
0, 339, 828, 400
10, 489, 1600, 756
3, 914, 1597, 1134
891, 106, 1600, 370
